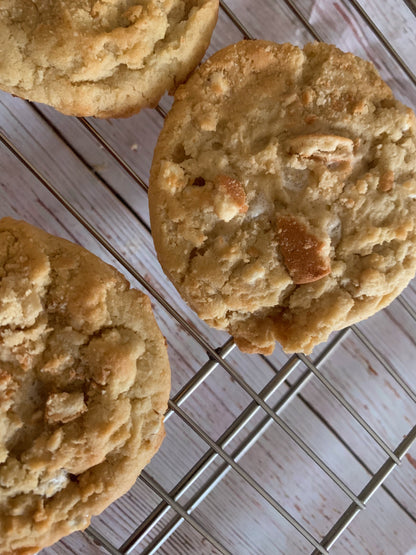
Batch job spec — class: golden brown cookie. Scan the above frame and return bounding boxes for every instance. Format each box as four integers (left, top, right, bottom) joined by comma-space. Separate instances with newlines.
149, 40, 416, 354
0, 0, 219, 117
0, 218, 171, 553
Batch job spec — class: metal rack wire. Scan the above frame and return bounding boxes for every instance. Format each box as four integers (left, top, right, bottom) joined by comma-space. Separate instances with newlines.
1, 1, 416, 553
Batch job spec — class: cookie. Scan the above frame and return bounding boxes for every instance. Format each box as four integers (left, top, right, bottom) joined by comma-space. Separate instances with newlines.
0, 218, 171, 553
148, 40, 416, 355
0, 0, 219, 117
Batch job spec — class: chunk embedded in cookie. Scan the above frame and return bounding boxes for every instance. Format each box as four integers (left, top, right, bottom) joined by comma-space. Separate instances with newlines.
213, 175, 249, 221
277, 216, 331, 284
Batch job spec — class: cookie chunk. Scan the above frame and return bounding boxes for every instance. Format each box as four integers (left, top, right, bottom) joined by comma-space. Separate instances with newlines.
0, 218, 171, 553
0, 0, 218, 117
149, 40, 416, 354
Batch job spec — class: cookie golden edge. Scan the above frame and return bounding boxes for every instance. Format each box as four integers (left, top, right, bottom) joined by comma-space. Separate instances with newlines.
0, 218, 171, 554
9, 427, 166, 555
148, 40, 416, 355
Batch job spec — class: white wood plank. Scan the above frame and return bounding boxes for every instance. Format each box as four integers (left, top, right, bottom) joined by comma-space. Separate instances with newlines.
1, 1, 416, 554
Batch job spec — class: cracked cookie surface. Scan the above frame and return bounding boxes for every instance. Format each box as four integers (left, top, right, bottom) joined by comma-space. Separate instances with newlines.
0, 0, 218, 117
149, 40, 416, 354
0, 218, 171, 554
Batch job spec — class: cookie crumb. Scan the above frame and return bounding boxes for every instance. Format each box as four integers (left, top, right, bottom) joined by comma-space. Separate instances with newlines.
45, 392, 87, 424
378, 170, 394, 192
213, 175, 248, 222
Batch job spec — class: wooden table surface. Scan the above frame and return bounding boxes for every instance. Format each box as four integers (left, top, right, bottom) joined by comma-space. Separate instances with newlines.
1, 1, 416, 554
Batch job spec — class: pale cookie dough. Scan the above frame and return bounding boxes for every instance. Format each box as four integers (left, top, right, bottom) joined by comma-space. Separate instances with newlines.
0, 218, 171, 553
149, 40, 416, 354
0, 0, 219, 117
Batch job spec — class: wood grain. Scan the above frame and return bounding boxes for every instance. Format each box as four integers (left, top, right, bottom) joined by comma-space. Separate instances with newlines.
1, 1, 416, 554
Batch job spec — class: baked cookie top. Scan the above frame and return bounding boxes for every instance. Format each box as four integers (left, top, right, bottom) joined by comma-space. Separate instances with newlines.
149, 40, 416, 355
0, 218, 170, 554
0, 0, 218, 117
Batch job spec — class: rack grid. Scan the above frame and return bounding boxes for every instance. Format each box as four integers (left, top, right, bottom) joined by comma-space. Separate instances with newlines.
1, 1, 416, 553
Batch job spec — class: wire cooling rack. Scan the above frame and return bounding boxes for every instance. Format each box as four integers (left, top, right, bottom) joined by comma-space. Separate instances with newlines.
1, 1, 416, 553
